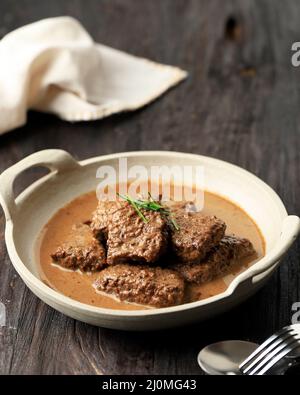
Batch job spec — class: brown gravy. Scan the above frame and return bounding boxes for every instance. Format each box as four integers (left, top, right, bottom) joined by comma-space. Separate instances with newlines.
37, 191, 265, 310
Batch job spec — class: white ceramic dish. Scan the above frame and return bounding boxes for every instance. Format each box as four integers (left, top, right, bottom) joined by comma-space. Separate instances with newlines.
0, 149, 299, 331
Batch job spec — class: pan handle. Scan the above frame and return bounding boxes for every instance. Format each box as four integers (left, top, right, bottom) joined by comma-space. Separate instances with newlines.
231, 215, 300, 292
0, 149, 80, 222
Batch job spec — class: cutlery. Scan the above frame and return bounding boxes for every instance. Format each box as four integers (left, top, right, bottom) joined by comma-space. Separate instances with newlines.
197, 340, 259, 375
239, 324, 300, 375
198, 324, 300, 375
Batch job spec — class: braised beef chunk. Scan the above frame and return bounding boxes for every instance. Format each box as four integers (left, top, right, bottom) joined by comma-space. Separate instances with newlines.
91, 200, 168, 264
91, 200, 121, 240
171, 235, 256, 284
51, 224, 106, 272
170, 204, 226, 263
94, 264, 185, 307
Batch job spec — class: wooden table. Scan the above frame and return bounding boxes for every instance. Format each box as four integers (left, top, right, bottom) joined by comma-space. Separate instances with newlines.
0, 0, 299, 375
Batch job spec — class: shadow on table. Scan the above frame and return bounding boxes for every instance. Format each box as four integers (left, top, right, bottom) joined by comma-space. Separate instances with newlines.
92, 286, 280, 374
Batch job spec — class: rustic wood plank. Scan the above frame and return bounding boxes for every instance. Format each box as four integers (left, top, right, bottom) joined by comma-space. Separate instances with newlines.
0, 0, 300, 374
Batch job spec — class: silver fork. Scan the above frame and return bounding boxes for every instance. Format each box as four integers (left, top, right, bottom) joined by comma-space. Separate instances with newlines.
239, 324, 300, 375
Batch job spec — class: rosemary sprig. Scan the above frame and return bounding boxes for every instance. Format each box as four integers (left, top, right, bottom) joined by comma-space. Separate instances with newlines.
117, 193, 180, 231
118, 193, 148, 223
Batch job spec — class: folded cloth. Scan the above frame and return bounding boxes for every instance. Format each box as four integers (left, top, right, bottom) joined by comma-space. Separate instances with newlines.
0, 16, 187, 135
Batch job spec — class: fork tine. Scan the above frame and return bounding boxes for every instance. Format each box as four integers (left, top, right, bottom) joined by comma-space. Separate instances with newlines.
247, 335, 300, 375
239, 326, 292, 370
255, 339, 300, 376
241, 330, 297, 374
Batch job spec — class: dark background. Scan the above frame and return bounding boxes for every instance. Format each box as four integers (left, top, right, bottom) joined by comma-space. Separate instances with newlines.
0, 0, 300, 374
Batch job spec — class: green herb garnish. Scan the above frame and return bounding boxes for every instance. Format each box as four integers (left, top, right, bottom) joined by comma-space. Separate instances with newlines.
117, 193, 180, 230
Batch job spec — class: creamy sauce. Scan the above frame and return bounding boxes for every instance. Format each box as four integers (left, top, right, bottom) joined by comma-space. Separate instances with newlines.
37, 191, 265, 310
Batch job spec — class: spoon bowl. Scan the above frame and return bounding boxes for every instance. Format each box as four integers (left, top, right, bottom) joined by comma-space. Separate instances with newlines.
198, 340, 259, 375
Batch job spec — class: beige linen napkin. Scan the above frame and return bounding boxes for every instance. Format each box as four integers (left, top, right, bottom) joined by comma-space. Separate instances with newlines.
0, 16, 187, 135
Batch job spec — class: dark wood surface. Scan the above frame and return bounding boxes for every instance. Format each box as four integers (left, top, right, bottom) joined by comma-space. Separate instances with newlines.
0, 0, 300, 375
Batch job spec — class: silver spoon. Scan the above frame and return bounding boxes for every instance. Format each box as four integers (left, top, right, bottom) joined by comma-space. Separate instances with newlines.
197, 340, 259, 375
